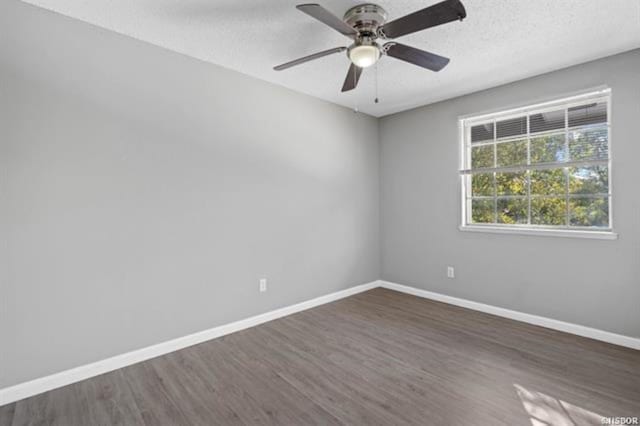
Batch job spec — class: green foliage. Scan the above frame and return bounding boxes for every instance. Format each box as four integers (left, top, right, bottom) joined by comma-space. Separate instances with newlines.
569, 166, 608, 194
569, 197, 609, 227
471, 199, 494, 224
472, 173, 493, 196
497, 139, 527, 167
471, 145, 493, 169
569, 127, 608, 161
531, 133, 565, 163
496, 172, 527, 196
469, 128, 609, 228
531, 197, 566, 226
531, 169, 565, 195
498, 198, 527, 224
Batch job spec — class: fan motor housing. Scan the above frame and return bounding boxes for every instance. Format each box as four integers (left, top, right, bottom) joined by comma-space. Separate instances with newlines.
343, 4, 387, 37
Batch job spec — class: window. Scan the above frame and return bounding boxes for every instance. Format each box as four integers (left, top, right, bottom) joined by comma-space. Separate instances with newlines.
459, 89, 615, 239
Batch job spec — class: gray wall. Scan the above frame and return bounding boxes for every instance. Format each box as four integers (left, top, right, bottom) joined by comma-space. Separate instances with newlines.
0, 1, 379, 388
380, 49, 640, 338
1, 0, 638, 393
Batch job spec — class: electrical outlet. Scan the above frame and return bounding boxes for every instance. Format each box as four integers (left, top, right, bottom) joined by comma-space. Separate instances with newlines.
447, 266, 455, 279
259, 278, 267, 292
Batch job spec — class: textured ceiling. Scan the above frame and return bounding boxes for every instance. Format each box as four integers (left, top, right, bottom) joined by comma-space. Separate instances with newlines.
21, 0, 640, 117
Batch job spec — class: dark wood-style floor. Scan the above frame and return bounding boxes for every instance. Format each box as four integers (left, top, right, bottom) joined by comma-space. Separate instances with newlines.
1, 288, 639, 425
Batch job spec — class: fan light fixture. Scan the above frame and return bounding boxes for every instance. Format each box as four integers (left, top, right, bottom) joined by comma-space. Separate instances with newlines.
348, 43, 380, 68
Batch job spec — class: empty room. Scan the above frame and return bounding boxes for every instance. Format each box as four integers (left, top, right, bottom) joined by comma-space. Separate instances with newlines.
1, 0, 639, 424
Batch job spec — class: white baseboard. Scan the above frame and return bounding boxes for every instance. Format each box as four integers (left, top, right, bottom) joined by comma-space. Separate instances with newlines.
380, 280, 640, 351
0, 280, 380, 406
3, 279, 637, 406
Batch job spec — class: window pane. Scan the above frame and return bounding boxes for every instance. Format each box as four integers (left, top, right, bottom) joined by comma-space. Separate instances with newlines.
496, 172, 527, 196
472, 173, 494, 196
530, 169, 566, 195
496, 116, 527, 139
496, 139, 527, 167
497, 198, 528, 224
530, 133, 566, 164
568, 166, 608, 195
471, 123, 494, 143
568, 101, 607, 127
531, 197, 566, 226
530, 109, 565, 133
471, 144, 494, 169
569, 197, 609, 227
472, 199, 495, 224
568, 126, 608, 161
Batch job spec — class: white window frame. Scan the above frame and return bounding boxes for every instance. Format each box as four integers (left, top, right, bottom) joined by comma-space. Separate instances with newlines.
458, 88, 617, 240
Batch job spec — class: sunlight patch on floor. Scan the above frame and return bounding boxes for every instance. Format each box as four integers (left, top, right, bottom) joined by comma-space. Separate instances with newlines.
514, 384, 604, 426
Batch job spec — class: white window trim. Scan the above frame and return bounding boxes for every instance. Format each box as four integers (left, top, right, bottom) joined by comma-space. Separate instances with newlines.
459, 225, 618, 240
458, 88, 617, 240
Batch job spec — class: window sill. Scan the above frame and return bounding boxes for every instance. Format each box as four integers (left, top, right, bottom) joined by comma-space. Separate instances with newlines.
459, 225, 618, 240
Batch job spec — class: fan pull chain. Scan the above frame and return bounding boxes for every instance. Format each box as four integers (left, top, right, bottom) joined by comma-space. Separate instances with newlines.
353, 67, 359, 113
374, 63, 379, 104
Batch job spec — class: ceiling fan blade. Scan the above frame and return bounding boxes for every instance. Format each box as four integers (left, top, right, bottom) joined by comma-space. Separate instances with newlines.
274, 47, 347, 71
384, 42, 450, 72
341, 63, 363, 92
379, 0, 466, 39
296, 4, 358, 38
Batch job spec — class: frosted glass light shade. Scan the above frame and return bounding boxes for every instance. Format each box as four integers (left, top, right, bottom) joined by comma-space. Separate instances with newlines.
348, 45, 380, 68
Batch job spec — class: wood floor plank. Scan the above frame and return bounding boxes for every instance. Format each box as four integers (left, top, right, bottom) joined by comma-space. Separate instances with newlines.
263, 300, 527, 425
80, 370, 145, 426
0, 404, 15, 426
1, 287, 639, 425
10, 381, 91, 426
121, 359, 193, 425
213, 336, 342, 425
235, 325, 419, 425
145, 350, 245, 425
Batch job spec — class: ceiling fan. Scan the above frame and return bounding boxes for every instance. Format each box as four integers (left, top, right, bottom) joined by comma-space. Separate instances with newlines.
273, 0, 466, 92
